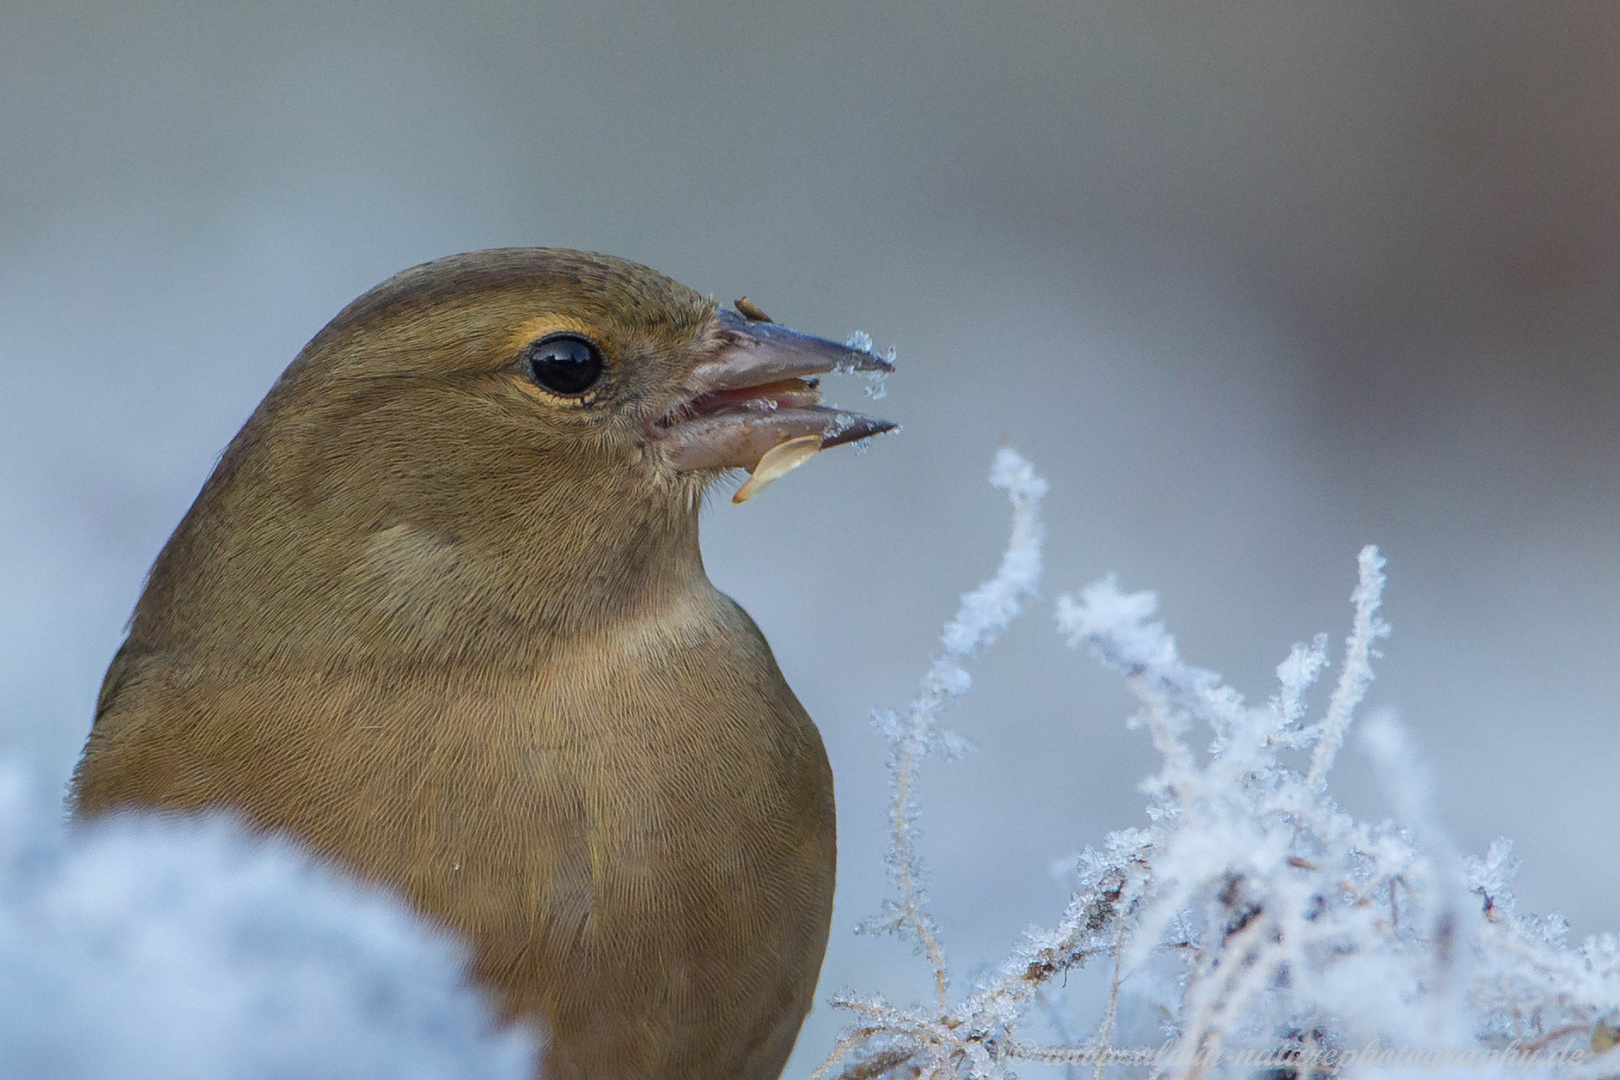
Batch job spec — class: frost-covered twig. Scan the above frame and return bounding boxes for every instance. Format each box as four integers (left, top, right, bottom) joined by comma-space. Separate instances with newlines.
823, 455, 1619, 1080
1306, 547, 1390, 792
860, 448, 1047, 1011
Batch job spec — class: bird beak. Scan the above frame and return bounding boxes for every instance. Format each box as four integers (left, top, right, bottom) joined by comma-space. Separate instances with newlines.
655, 307, 897, 474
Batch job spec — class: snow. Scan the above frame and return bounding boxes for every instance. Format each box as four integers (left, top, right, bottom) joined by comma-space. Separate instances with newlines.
0, 769, 538, 1079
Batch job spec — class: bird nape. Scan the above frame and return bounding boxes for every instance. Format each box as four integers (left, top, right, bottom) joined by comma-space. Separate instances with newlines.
68, 248, 897, 1080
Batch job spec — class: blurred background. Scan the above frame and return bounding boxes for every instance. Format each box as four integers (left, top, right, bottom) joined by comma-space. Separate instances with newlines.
5, 0, 1620, 1068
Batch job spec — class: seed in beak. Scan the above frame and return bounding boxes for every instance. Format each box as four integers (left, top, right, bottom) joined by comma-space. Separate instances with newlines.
734, 297, 773, 323
732, 435, 824, 504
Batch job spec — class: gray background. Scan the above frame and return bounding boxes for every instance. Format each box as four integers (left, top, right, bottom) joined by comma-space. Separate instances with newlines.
5, 1, 1619, 1068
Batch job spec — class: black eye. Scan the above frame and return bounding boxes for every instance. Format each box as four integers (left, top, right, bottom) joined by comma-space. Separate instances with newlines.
525, 334, 604, 396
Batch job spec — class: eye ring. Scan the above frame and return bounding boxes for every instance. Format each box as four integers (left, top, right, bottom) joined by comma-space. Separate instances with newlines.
524, 334, 605, 397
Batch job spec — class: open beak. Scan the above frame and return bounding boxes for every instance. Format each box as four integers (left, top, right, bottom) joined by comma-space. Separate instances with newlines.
655, 307, 897, 472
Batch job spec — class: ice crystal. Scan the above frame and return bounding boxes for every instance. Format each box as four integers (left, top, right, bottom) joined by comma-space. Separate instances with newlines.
842, 330, 895, 399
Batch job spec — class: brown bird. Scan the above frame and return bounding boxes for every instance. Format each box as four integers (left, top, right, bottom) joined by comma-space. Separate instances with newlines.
69, 249, 896, 1080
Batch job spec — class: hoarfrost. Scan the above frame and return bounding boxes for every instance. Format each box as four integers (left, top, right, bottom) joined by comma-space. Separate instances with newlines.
818, 450, 1615, 1080
842, 330, 894, 399
855, 448, 1047, 1011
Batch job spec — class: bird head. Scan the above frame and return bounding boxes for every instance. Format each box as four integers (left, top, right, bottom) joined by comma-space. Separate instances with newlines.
136, 249, 895, 658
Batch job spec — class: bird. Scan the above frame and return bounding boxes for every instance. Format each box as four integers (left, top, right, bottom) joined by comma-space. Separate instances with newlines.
69, 248, 897, 1080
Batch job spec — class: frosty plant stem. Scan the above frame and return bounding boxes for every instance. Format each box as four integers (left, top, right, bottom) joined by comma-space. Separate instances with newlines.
822, 450, 1611, 1080
861, 448, 1048, 1010
1306, 546, 1391, 791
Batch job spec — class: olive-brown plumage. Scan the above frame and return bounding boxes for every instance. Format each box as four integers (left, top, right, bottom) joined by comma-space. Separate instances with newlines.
69, 249, 894, 1080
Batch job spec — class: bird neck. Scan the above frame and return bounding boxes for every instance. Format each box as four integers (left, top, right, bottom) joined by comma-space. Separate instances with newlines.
131, 438, 715, 672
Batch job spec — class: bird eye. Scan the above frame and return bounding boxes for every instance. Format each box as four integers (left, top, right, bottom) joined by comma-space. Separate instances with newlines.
524, 334, 604, 396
